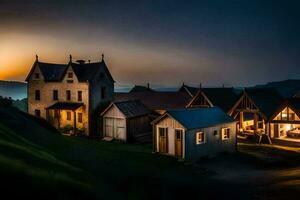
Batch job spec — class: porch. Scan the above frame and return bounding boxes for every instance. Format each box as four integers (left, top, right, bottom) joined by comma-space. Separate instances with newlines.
46, 102, 87, 135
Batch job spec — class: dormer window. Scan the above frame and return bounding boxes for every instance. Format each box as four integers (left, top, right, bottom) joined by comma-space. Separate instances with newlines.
34, 73, 40, 79
68, 72, 73, 78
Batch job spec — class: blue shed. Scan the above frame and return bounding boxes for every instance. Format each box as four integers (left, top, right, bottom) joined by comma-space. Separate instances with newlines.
152, 107, 237, 161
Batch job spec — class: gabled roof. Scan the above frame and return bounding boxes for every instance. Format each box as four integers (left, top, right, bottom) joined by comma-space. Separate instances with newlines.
38, 62, 66, 81
26, 59, 114, 82
178, 85, 199, 97
103, 100, 151, 118
153, 107, 234, 130
188, 88, 240, 113
286, 98, 300, 118
115, 91, 191, 111
244, 88, 284, 119
46, 102, 84, 110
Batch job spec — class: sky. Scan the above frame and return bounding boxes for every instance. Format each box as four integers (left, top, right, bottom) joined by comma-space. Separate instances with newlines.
0, 0, 300, 88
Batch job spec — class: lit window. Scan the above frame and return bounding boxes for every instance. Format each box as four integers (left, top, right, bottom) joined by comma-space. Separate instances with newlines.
66, 111, 71, 120
78, 113, 83, 123
221, 128, 230, 140
196, 132, 204, 144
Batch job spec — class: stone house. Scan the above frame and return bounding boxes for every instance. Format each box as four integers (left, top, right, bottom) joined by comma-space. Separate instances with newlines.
25, 55, 114, 136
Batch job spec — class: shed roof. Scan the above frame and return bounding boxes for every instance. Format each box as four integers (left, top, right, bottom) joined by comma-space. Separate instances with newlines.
154, 107, 234, 130
115, 91, 191, 111
113, 100, 152, 118
46, 102, 84, 110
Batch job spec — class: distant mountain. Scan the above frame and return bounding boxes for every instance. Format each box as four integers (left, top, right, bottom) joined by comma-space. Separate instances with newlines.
254, 79, 300, 98
0, 80, 27, 100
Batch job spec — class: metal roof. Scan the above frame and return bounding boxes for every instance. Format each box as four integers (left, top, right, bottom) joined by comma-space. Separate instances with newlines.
154, 107, 235, 130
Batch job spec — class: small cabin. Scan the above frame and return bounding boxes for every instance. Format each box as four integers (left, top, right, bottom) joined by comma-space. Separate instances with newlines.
152, 107, 237, 161
101, 100, 153, 142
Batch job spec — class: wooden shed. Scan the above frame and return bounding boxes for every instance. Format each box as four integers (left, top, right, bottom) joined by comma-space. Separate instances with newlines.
152, 107, 237, 161
101, 100, 153, 142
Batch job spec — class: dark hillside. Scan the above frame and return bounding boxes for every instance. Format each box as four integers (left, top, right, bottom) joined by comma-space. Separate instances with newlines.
1, 106, 300, 200
0, 107, 95, 199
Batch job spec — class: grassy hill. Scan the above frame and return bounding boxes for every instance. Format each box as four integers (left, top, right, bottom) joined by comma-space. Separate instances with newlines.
0, 106, 300, 199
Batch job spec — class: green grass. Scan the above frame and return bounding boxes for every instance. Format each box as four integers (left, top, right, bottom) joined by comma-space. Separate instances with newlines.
0, 106, 300, 199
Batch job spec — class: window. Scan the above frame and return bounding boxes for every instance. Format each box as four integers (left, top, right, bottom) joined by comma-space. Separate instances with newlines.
53, 90, 58, 100
68, 72, 73, 78
78, 91, 82, 101
175, 129, 183, 140
34, 73, 40, 79
66, 90, 71, 101
66, 111, 71, 120
34, 109, 41, 117
35, 90, 40, 100
290, 113, 295, 121
78, 113, 83, 123
101, 87, 106, 99
196, 132, 204, 144
221, 128, 230, 140
213, 130, 218, 136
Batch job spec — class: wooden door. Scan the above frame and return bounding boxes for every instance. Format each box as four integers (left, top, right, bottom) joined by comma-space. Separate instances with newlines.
104, 117, 114, 137
175, 129, 183, 158
158, 127, 168, 153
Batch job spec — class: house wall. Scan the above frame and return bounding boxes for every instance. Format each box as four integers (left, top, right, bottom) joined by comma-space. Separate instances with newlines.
27, 64, 89, 134
47, 106, 88, 131
89, 65, 114, 135
127, 115, 152, 140
185, 122, 236, 161
154, 116, 185, 158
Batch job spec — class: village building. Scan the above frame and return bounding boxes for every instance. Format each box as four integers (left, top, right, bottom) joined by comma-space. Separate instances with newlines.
129, 84, 154, 92
186, 87, 240, 114
228, 88, 284, 139
101, 100, 153, 142
25, 55, 114, 136
152, 107, 237, 161
268, 98, 300, 143
115, 90, 191, 114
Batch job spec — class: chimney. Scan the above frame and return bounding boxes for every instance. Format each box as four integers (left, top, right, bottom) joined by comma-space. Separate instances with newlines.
147, 83, 150, 89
